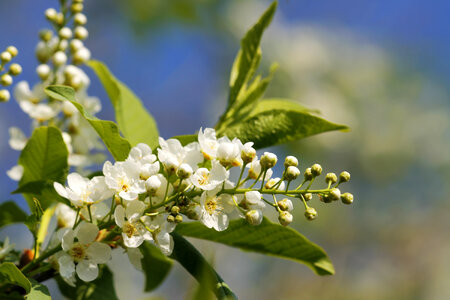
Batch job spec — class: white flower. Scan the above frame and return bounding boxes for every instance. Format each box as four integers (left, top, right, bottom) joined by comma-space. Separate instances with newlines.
143, 214, 175, 256
103, 160, 146, 201
114, 201, 151, 248
55, 203, 77, 228
198, 189, 236, 231
157, 137, 203, 173
247, 159, 273, 180
216, 136, 242, 167
198, 127, 218, 160
58, 222, 111, 282
190, 160, 228, 191
7, 165, 23, 181
8, 127, 27, 150
126, 143, 160, 180
14, 81, 59, 122
54, 173, 113, 207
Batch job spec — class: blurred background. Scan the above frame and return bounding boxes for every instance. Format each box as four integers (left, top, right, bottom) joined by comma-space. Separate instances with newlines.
1, 0, 450, 299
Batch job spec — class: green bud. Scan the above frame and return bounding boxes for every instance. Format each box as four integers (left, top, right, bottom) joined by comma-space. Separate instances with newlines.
278, 211, 293, 226
9, 63, 22, 76
1, 74, 13, 86
284, 156, 298, 167
320, 194, 332, 203
71, 3, 84, 13
39, 30, 53, 42
0, 51, 12, 63
6, 46, 18, 57
176, 163, 192, 179
303, 193, 312, 201
339, 171, 351, 183
170, 206, 180, 215
260, 152, 277, 169
285, 166, 300, 181
311, 164, 322, 177
175, 214, 183, 223
0, 89, 10, 102
304, 168, 313, 181
329, 188, 341, 201
167, 215, 175, 223
245, 210, 263, 226
277, 198, 293, 211
304, 207, 318, 221
341, 192, 353, 205
325, 173, 337, 184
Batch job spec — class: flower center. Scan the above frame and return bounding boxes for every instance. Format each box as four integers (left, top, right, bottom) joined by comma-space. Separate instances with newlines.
198, 173, 209, 185
123, 222, 137, 238
119, 178, 130, 192
205, 198, 218, 215
69, 243, 86, 262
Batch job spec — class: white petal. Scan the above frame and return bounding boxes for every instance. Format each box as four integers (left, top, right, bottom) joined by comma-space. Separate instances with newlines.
67, 173, 88, 193
7, 165, 24, 181
58, 254, 75, 279
9, 127, 27, 150
62, 229, 75, 251
114, 205, 125, 227
76, 222, 99, 244
125, 200, 145, 221
127, 248, 143, 270
86, 242, 111, 264
119, 190, 138, 201
53, 182, 69, 199
123, 233, 144, 248
215, 214, 229, 232
76, 260, 98, 282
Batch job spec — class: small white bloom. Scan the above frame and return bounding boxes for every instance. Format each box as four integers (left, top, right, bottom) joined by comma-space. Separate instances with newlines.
157, 137, 203, 173
36, 64, 51, 80
7, 165, 23, 181
73, 47, 91, 64
198, 189, 235, 231
143, 214, 176, 256
247, 159, 273, 180
216, 136, 242, 167
53, 51, 67, 66
198, 127, 218, 160
114, 201, 151, 248
58, 222, 111, 282
8, 127, 27, 150
55, 203, 77, 228
54, 173, 113, 207
103, 160, 145, 201
190, 160, 228, 191
126, 143, 159, 180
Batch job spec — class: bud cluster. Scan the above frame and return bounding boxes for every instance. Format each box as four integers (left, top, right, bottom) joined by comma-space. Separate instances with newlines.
0, 46, 21, 102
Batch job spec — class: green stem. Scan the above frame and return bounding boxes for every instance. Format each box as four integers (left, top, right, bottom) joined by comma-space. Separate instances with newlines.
21, 245, 62, 274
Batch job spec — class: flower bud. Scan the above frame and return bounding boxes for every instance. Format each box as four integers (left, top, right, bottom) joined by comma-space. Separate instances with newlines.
176, 163, 193, 179
70, 39, 84, 52
170, 206, 180, 215
59, 27, 73, 40
0, 89, 10, 102
62, 100, 77, 117
241, 143, 256, 164
9, 63, 22, 76
329, 188, 341, 201
73, 47, 91, 64
39, 30, 53, 42
341, 192, 353, 205
320, 194, 332, 203
284, 155, 298, 167
285, 166, 300, 181
265, 178, 284, 190
304, 168, 313, 181
6, 46, 18, 57
167, 215, 175, 223
175, 214, 183, 223
339, 171, 351, 183
145, 175, 161, 195
71, 3, 84, 13
74, 13, 87, 25
55, 13, 65, 25
74, 26, 89, 40
278, 198, 293, 211
311, 164, 322, 177
36, 64, 51, 80
303, 193, 312, 201
1, 74, 13, 86
52, 51, 67, 66
0, 51, 12, 63
304, 207, 317, 221
260, 152, 277, 169
245, 210, 263, 226
184, 204, 202, 220
45, 8, 58, 21
278, 211, 293, 226
325, 173, 337, 185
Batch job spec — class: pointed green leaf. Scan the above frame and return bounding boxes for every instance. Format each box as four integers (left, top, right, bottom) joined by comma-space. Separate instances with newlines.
0, 202, 28, 229
0, 262, 31, 293
88, 60, 159, 149
18, 126, 69, 210
140, 242, 173, 292
170, 233, 237, 300
218, 99, 348, 149
176, 217, 335, 276
45, 85, 131, 161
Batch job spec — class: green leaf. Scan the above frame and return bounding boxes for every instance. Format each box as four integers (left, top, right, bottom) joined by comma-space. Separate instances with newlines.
176, 217, 335, 276
55, 266, 118, 300
88, 60, 159, 149
218, 99, 348, 149
0, 262, 31, 294
171, 134, 197, 146
45, 85, 131, 161
227, 1, 277, 109
0, 202, 27, 230
18, 126, 69, 210
26, 280, 51, 300
140, 242, 173, 292
170, 233, 237, 300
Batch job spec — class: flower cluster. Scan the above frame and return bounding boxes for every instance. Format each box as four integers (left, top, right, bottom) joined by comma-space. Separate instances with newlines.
7, 0, 104, 181
0, 45, 21, 102
51, 127, 353, 283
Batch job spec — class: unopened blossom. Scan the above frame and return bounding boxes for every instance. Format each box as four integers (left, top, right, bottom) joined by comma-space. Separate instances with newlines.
145, 174, 173, 204
198, 127, 218, 160
114, 200, 151, 248
54, 173, 113, 207
240, 191, 265, 210
58, 222, 111, 282
265, 177, 285, 191
103, 160, 145, 201
190, 160, 228, 191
